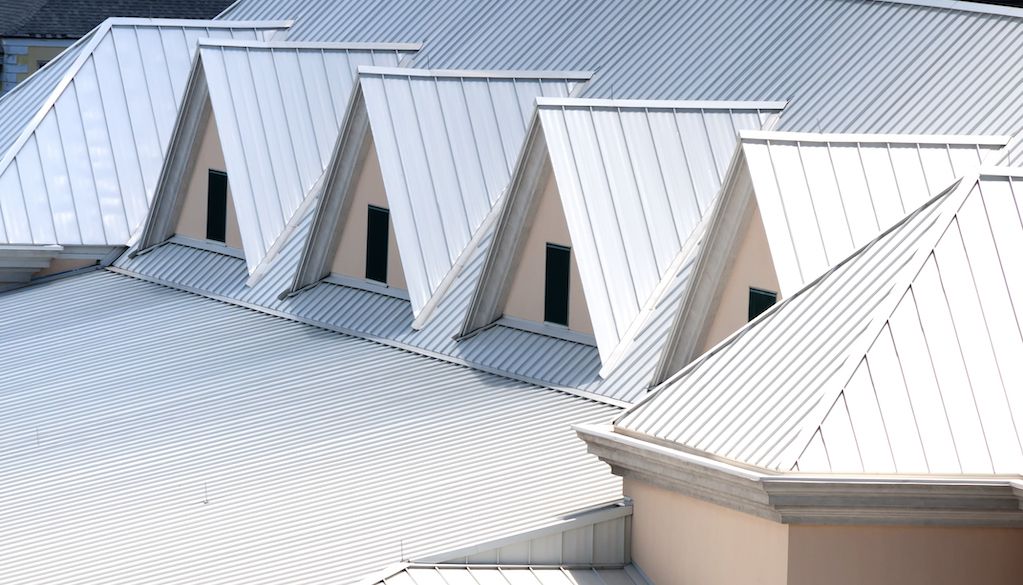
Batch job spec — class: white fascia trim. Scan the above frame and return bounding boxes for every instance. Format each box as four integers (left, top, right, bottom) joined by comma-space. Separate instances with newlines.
740, 129, 1012, 146
197, 38, 422, 51
104, 17, 294, 28
496, 315, 598, 347
536, 97, 788, 111
322, 272, 410, 301
978, 165, 1023, 178
168, 235, 246, 259
873, 0, 1023, 19
414, 499, 631, 564
578, 423, 1023, 527
357, 65, 594, 80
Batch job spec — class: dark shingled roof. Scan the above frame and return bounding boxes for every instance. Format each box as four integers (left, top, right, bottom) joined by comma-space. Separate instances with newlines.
1, 0, 233, 38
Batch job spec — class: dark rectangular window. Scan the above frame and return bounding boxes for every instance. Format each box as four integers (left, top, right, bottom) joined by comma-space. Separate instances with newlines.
748, 287, 777, 322
545, 243, 571, 326
365, 205, 389, 283
206, 169, 228, 243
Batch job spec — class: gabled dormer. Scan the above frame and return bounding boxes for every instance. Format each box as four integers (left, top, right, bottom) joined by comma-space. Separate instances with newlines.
652, 131, 1010, 384
463, 98, 786, 367
290, 67, 592, 321
135, 40, 419, 280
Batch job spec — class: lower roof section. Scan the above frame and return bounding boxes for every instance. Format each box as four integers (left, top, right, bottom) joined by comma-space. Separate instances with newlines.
365, 564, 652, 585
0, 270, 620, 584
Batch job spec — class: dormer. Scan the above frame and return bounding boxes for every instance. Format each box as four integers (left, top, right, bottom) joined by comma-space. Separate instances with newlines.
652, 131, 1010, 384
463, 98, 786, 368
290, 67, 592, 319
135, 40, 419, 279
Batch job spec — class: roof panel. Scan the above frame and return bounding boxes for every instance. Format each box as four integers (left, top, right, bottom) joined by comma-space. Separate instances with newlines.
0, 270, 620, 584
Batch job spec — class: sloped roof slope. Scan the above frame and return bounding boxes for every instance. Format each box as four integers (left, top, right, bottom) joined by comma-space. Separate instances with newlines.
741, 131, 1007, 294
465, 99, 781, 363
198, 41, 417, 273
0, 18, 287, 247
619, 169, 1023, 475
0, 269, 620, 583
223, 0, 1023, 136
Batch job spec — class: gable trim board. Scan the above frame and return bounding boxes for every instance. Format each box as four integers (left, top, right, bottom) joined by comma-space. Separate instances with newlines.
619, 167, 1023, 478
289, 67, 593, 318
462, 98, 786, 367
652, 130, 1010, 385
0, 19, 291, 249
134, 41, 420, 278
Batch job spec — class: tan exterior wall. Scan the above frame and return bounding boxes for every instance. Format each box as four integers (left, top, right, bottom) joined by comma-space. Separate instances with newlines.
701, 201, 780, 353
330, 139, 407, 290
624, 478, 789, 585
788, 524, 1023, 585
174, 111, 243, 250
503, 171, 593, 335
33, 258, 96, 278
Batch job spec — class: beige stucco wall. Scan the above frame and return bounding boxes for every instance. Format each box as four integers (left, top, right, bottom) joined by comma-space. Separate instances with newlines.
330, 138, 406, 290
788, 524, 1023, 585
174, 111, 243, 250
624, 478, 789, 585
503, 171, 593, 334
701, 201, 780, 353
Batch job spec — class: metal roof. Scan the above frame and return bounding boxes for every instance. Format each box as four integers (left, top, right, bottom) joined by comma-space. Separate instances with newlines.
0, 269, 621, 584
222, 0, 1023, 136
464, 99, 780, 363
364, 565, 652, 585
618, 169, 1023, 475
196, 41, 416, 274
3, 0, 235, 38
297, 67, 590, 317
740, 131, 1007, 294
0, 19, 288, 247
116, 191, 691, 404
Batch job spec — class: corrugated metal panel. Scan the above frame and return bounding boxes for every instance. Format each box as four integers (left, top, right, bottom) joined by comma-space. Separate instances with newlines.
222, 0, 1023, 135
0, 270, 620, 584
198, 43, 416, 273
741, 131, 1006, 294
368, 565, 651, 585
358, 68, 589, 315
617, 171, 963, 471
0, 19, 289, 247
116, 191, 693, 404
536, 99, 781, 361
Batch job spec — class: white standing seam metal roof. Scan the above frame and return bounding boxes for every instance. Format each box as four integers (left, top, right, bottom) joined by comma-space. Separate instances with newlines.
198, 42, 418, 274
223, 0, 1023, 136
619, 169, 1023, 475
0, 18, 289, 247
363, 565, 652, 585
740, 131, 1008, 294
464, 99, 782, 364
0, 269, 621, 584
301, 67, 591, 317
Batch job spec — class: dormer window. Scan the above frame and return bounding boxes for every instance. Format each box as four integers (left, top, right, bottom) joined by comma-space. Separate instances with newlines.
365, 205, 390, 283
544, 243, 571, 326
206, 169, 228, 243
748, 287, 777, 321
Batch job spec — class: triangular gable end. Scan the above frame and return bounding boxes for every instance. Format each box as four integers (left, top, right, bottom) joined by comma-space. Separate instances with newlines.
134, 41, 419, 276
289, 67, 593, 317
652, 131, 1010, 385
464, 98, 785, 365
